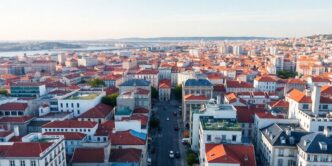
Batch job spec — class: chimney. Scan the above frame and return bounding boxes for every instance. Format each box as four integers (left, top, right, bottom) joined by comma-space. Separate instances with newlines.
216, 96, 221, 105
104, 143, 111, 163
14, 126, 19, 136
285, 127, 291, 136
311, 85, 321, 115
305, 89, 311, 96
323, 127, 331, 137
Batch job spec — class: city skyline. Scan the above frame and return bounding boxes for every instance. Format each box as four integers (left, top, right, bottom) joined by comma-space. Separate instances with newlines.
0, 0, 332, 40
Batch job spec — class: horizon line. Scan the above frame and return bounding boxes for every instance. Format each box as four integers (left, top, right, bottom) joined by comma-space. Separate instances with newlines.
0, 34, 328, 42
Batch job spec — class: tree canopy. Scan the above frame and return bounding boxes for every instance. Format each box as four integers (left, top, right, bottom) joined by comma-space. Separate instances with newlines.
101, 93, 118, 107
88, 78, 105, 87
174, 85, 182, 101
149, 117, 160, 129
0, 89, 8, 96
151, 87, 158, 99
277, 70, 298, 79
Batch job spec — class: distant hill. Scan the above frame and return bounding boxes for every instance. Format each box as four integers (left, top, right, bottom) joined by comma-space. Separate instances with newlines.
0, 42, 82, 52
107, 36, 272, 42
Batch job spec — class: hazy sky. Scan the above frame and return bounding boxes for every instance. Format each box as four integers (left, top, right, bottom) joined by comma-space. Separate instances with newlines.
0, 0, 331, 40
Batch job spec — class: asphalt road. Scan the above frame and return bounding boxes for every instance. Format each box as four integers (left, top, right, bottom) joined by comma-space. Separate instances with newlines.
150, 101, 185, 166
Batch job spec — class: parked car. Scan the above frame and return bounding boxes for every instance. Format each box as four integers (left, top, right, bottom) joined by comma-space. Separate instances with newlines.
166, 117, 170, 121
169, 150, 174, 158
182, 138, 190, 145
175, 151, 180, 158
147, 157, 152, 165
174, 125, 179, 131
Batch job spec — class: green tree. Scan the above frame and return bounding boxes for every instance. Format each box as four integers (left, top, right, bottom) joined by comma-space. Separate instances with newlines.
101, 93, 118, 107
187, 150, 198, 166
277, 70, 298, 79
149, 117, 160, 128
151, 87, 158, 99
174, 85, 182, 101
0, 89, 8, 96
88, 78, 105, 87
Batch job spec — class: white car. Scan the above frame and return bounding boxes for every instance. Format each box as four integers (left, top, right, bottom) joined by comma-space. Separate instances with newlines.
169, 150, 174, 158
166, 117, 170, 121
147, 157, 152, 165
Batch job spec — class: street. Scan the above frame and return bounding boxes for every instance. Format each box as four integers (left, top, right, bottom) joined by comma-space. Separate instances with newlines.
149, 100, 186, 166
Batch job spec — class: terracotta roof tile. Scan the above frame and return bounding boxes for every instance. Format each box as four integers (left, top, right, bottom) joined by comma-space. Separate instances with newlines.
133, 107, 149, 114
235, 106, 265, 123
110, 130, 146, 145
109, 148, 141, 163
0, 103, 28, 111
78, 103, 113, 119
2, 142, 52, 157
205, 144, 256, 166
42, 120, 97, 128
72, 148, 104, 163
137, 69, 159, 75
95, 120, 115, 136
159, 79, 171, 89
287, 89, 311, 103
0, 116, 34, 123
255, 76, 277, 82
184, 94, 209, 101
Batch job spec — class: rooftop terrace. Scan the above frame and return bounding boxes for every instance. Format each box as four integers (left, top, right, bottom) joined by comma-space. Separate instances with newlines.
200, 117, 241, 131
64, 92, 100, 100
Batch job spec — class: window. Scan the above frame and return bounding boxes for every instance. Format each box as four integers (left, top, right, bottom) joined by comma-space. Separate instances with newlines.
321, 155, 328, 162
314, 155, 318, 161
20, 161, 25, 166
222, 135, 226, 141
288, 160, 295, 166
10, 160, 15, 166
31, 161, 36, 166
278, 149, 284, 156
322, 105, 328, 109
66, 103, 68, 108
77, 103, 80, 108
71, 103, 74, 108
302, 104, 309, 110
277, 159, 283, 166
207, 135, 211, 141
232, 135, 237, 141
60, 103, 63, 108
319, 126, 324, 131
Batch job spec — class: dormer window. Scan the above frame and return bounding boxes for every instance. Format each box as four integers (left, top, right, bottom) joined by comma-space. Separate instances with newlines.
319, 141, 327, 151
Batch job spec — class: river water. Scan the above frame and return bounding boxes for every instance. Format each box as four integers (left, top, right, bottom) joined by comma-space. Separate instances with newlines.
0, 46, 118, 57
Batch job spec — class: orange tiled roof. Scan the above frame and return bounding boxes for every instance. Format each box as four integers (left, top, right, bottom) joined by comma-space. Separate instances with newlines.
184, 94, 208, 101
287, 89, 311, 103
205, 144, 256, 166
